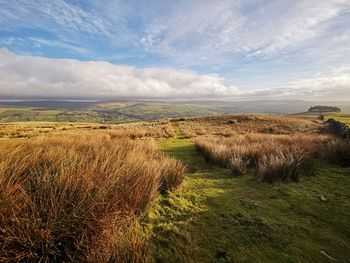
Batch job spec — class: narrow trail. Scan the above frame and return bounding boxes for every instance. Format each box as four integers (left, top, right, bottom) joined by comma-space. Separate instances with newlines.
146, 122, 240, 262
143, 122, 350, 263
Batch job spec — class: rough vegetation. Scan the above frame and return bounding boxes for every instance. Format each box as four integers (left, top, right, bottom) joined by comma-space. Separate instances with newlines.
0, 114, 349, 262
190, 116, 349, 183
175, 114, 320, 138
194, 133, 336, 182
0, 132, 186, 262
0, 119, 174, 140
326, 118, 350, 140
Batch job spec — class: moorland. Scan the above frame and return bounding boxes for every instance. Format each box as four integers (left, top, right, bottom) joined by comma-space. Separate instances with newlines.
1, 100, 350, 123
0, 109, 349, 263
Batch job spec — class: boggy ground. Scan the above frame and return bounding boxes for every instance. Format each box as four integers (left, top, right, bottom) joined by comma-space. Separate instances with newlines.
144, 123, 350, 263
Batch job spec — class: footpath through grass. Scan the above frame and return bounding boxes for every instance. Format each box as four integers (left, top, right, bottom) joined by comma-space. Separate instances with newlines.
143, 125, 350, 263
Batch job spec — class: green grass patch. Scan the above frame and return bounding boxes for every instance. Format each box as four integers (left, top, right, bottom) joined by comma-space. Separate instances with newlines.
325, 113, 350, 125
144, 134, 350, 262
117, 103, 221, 119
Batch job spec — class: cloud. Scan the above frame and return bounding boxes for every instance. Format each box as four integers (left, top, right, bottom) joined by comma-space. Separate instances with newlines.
0, 49, 349, 100
1, 0, 349, 64
244, 67, 350, 100
0, 0, 108, 35
137, 0, 350, 60
0, 49, 241, 99
282, 67, 350, 99
241, 0, 350, 57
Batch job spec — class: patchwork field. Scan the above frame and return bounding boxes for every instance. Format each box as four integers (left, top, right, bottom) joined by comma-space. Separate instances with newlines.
1, 100, 349, 124
0, 102, 224, 123
0, 114, 349, 262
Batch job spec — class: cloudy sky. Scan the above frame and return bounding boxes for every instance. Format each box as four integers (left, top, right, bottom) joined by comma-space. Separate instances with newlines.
0, 0, 349, 100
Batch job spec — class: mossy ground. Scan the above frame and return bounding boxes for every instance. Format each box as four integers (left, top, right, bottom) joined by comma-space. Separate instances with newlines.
144, 126, 350, 263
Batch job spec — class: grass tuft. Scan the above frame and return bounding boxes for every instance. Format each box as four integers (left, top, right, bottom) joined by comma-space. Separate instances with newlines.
195, 133, 333, 183
0, 132, 185, 262
323, 139, 350, 166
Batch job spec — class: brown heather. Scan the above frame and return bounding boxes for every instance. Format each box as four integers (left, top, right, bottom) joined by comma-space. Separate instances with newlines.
195, 133, 344, 183
0, 132, 186, 262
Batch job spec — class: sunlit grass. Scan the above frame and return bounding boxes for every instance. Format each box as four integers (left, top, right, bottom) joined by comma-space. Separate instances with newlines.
325, 113, 350, 125
0, 132, 186, 262
145, 133, 350, 263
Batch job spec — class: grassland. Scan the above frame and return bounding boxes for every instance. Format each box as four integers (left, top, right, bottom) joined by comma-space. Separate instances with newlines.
0, 107, 128, 123
0, 131, 186, 262
0, 114, 349, 262
145, 134, 350, 262
0, 119, 175, 140
326, 113, 350, 125
174, 114, 322, 138
194, 133, 334, 183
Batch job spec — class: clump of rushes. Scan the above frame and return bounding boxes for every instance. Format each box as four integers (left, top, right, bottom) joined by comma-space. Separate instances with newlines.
0, 132, 186, 262
159, 159, 187, 193
195, 133, 333, 183
254, 151, 315, 183
323, 139, 350, 166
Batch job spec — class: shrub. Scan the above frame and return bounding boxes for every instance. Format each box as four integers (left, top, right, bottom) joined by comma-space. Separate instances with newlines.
0, 132, 186, 262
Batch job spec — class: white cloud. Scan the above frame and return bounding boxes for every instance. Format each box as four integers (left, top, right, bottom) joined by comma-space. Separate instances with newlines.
282, 67, 350, 99
137, 0, 350, 60
0, 49, 241, 99
0, 0, 108, 36
2, 0, 349, 63
242, 0, 350, 57
244, 67, 350, 100
0, 49, 349, 100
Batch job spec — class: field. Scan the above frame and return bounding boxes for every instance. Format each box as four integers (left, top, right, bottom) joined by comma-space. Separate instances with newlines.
0, 114, 349, 262
326, 113, 350, 125
0, 120, 174, 140
1, 100, 349, 124
0, 102, 224, 123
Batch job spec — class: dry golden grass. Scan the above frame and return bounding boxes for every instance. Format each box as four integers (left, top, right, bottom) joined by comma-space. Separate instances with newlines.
195, 133, 339, 183
176, 114, 321, 137
0, 132, 186, 262
0, 119, 174, 140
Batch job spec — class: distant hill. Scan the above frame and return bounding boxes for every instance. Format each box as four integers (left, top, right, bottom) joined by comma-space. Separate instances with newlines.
308, 105, 341, 113
0, 100, 349, 123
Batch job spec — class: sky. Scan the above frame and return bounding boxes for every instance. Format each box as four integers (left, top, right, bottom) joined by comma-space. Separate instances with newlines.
0, 0, 350, 100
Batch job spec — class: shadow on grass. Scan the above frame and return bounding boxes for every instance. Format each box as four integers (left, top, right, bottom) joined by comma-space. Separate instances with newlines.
149, 138, 350, 263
